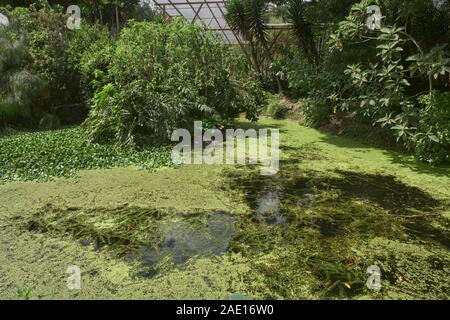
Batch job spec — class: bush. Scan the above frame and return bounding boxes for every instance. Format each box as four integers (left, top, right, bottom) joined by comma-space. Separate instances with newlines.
84, 19, 265, 144
298, 96, 331, 127
1, 4, 81, 125
330, 3, 450, 163
265, 93, 287, 119
0, 22, 46, 126
66, 23, 112, 101
282, 48, 318, 98
414, 92, 450, 164
11, 5, 78, 107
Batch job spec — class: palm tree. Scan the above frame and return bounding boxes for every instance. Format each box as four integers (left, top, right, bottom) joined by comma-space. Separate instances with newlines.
226, 0, 283, 93
286, 0, 320, 70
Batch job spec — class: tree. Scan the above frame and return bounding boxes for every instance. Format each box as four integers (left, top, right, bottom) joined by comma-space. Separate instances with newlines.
0, 24, 46, 126
226, 0, 283, 93
286, 0, 320, 69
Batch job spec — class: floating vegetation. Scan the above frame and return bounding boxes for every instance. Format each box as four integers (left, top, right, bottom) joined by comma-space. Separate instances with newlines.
19, 204, 238, 279
309, 217, 344, 237
14, 162, 448, 300
254, 189, 287, 225
131, 212, 236, 277
23, 204, 164, 254
219, 163, 449, 299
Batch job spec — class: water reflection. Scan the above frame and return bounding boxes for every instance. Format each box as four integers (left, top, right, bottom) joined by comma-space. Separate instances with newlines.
254, 189, 287, 225
309, 217, 343, 237
136, 212, 236, 269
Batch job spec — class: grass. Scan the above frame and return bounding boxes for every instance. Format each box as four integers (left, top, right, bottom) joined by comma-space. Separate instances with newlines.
0, 128, 173, 182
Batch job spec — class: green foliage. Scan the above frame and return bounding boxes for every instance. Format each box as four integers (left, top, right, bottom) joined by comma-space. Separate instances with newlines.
66, 23, 112, 101
330, 1, 450, 163
298, 97, 331, 127
282, 48, 317, 97
84, 19, 265, 144
17, 287, 41, 300
380, 0, 450, 52
265, 94, 288, 119
286, 0, 319, 68
265, 94, 287, 119
225, 0, 283, 91
407, 44, 450, 92
226, 0, 269, 45
313, 260, 365, 298
414, 92, 450, 164
361, 238, 450, 299
0, 23, 46, 125
1, 4, 86, 126
13, 4, 79, 106
0, 128, 173, 182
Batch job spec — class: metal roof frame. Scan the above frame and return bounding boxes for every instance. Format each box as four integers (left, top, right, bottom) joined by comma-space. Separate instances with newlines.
152, 0, 290, 45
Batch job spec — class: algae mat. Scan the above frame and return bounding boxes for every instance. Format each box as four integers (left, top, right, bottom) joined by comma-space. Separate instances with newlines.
0, 119, 449, 299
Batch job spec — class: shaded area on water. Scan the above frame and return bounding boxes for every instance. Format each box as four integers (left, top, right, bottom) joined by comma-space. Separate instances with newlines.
223, 166, 448, 245
220, 164, 449, 298
131, 212, 236, 277
22, 205, 237, 277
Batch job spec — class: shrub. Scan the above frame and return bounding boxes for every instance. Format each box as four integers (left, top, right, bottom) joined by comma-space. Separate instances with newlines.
84, 19, 265, 144
298, 96, 331, 127
86, 81, 199, 143
414, 92, 450, 164
1, 4, 81, 124
12, 5, 79, 107
330, 2, 450, 163
265, 93, 287, 119
66, 23, 112, 101
0, 23, 46, 126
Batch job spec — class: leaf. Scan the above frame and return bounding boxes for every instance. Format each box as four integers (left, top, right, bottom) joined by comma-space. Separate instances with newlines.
428, 135, 440, 143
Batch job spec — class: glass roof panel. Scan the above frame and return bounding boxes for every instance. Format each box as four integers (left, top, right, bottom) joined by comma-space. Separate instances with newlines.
152, 0, 240, 44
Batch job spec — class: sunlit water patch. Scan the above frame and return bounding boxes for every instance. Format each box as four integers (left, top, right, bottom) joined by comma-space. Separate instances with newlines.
254, 189, 287, 225
129, 212, 236, 276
